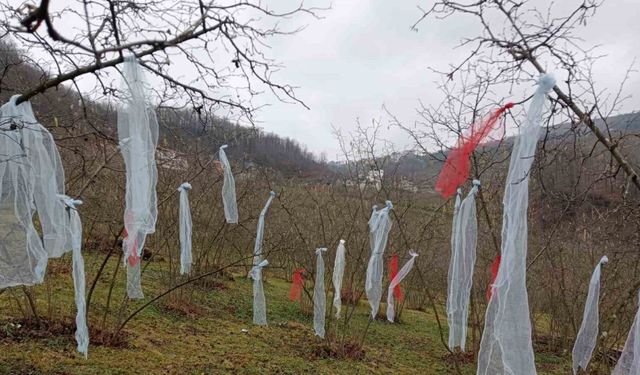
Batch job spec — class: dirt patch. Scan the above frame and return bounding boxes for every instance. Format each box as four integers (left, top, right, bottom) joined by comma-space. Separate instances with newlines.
309, 339, 366, 361
0, 317, 130, 348
442, 351, 474, 364
159, 298, 206, 318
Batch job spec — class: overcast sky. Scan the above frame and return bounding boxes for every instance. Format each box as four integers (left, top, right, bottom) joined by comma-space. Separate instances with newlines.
249, 0, 640, 160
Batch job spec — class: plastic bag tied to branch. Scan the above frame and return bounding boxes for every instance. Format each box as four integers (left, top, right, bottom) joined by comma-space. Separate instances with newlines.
435, 103, 514, 199
0, 97, 54, 288
365, 201, 393, 319
59, 196, 89, 358
447, 180, 480, 351
573, 256, 608, 375
614, 290, 640, 375
178, 182, 193, 275
386, 251, 418, 323
313, 247, 328, 338
478, 74, 556, 375
15, 97, 68, 259
218, 145, 238, 224
219, 145, 238, 224
117, 55, 159, 298
253, 191, 276, 266
332, 239, 346, 318
248, 259, 269, 326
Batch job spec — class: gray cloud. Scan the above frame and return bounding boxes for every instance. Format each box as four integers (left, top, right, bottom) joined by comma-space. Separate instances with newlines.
254, 0, 640, 160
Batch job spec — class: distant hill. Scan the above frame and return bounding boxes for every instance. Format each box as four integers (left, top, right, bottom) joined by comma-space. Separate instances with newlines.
0, 41, 332, 179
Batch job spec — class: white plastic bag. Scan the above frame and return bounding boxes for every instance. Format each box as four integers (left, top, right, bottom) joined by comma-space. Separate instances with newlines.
248, 191, 276, 326
614, 290, 640, 375
387, 251, 418, 323
478, 74, 556, 375
248, 259, 269, 326
18, 104, 67, 258
219, 145, 238, 224
447, 181, 480, 351
365, 201, 393, 318
59, 196, 89, 358
332, 239, 346, 319
314, 247, 328, 338
178, 183, 193, 275
0, 97, 50, 287
117, 55, 159, 298
253, 191, 276, 266
573, 256, 608, 374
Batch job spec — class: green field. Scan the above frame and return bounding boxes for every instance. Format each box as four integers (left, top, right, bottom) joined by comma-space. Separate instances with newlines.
0, 255, 571, 374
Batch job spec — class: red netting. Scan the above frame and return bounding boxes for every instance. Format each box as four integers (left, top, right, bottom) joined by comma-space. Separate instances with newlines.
486, 254, 502, 302
389, 253, 404, 301
436, 103, 514, 198
289, 268, 305, 302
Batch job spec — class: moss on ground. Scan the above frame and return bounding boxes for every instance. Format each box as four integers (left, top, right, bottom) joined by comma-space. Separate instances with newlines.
0, 256, 571, 374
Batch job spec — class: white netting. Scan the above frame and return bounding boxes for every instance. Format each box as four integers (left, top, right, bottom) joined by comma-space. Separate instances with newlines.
314, 247, 328, 338
386, 251, 418, 323
117, 55, 159, 299
573, 256, 608, 374
0, 97, 49, 287
178, 182, 193, 275
59, 196, 89, 358
614, 290, 640, 375
365, 201, 393, 318
18, 101, 67, 259
478, 74, 556, 375
447, 181, 480, 351
248, 191, 276, 326
253, 191, 276, 266
332, 239, 346, 319
248, 259, 269, 326
219, 145, 238, 224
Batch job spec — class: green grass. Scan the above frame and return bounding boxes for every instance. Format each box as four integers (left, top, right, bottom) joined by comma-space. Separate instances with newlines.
0, 255, 572, 374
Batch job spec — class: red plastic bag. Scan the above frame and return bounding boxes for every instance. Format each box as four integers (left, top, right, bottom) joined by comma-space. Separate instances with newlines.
436, 103, 514, 198
289, 268, 305, 301
486, 254, 501, 302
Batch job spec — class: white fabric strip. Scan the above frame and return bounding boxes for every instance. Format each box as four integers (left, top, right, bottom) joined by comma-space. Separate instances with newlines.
447, 181, 480, 351
219, 145, 238, 224
478, 74, 556, 375
386, 251, 418, 323
314, 247, 328, 337
178, 182, 193, 275
573, 256, 608, 374
365, 201, 393, 319
332, 239, 346, 319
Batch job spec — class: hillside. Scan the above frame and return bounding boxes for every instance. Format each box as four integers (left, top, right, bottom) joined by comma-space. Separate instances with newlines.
0, 41, 332, 180
0, 254, 570, 375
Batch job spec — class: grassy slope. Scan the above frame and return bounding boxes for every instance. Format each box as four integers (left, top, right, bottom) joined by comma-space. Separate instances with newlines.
0, 256, 571, 374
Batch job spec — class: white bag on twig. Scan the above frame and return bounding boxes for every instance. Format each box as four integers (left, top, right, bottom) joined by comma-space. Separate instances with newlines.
613, 290, 640, 375
447, 181, 480, 351
573, 256, 608, 374
0, 96, 62, 287
332, 239, 346, 319
219, 145, 238, 224
117, 56, 159, 299
178, 183, 193, 275
314, 247, 328, 337
248, 191, 276, 325
59, 196, 89, 358
478, 74, 556, 375
253, 191, 276, 266
387, 251, 418, 323
365, 201, 393, 319
248, 259, 269, 326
